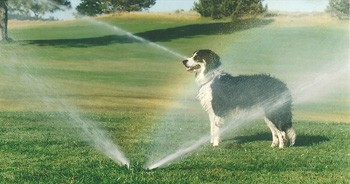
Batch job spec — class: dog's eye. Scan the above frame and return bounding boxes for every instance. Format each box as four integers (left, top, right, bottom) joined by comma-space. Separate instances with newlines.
194, 55, 200, 61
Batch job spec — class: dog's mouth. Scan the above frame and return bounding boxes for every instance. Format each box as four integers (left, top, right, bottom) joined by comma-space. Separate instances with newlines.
186, 65, 201, 72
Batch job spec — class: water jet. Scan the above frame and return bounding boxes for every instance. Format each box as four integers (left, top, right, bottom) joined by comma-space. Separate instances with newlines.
146, 63, 349, 169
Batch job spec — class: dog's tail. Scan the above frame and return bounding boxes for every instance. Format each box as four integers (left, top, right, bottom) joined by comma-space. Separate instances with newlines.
286, 127, 296, 146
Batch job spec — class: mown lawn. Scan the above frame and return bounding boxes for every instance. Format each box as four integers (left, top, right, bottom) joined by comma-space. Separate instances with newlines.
0, 12, 349, 183
0, 112, 349, 183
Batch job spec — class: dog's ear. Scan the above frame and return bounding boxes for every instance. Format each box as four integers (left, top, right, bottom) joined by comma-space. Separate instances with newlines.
204, 51, 221, 74
209, 51, 220, 64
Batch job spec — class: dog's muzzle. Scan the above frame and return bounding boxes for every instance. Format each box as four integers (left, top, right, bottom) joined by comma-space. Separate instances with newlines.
183, 59, 200, 72
182, 59, 188, 66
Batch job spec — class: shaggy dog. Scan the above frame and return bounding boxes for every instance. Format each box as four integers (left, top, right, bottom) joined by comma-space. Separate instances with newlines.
182, 50, 296, 148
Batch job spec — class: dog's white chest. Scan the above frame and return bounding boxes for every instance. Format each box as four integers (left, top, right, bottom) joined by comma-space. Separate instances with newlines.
197, 82, 213, 113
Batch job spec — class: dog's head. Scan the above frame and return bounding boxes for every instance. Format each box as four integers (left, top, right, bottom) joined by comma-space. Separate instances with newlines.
182, 50, 221, 75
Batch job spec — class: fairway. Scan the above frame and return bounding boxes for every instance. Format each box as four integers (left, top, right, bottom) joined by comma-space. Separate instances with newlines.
0, 12, 349, 183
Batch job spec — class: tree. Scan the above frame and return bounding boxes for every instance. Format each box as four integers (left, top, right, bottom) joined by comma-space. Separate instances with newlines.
0, 0, 71, 41
8, 0, 70, 18
76, 0, 156, 16
0, 0, 8, 41
103, 0, 156, 12
326, 0, 349, 19
194, 0, 266, 19
76, 0, 104, 16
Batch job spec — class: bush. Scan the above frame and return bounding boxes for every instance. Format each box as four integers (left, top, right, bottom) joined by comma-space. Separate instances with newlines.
194, 0, 266, 19
76, 0, 156, 16
326, 0, 349, 19
76, 0, 104, 16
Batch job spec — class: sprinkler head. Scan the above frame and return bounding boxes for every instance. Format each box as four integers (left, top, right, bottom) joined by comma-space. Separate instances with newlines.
128, 162, 146, 171
125, 164, 130, 169
146, 166, 158, 170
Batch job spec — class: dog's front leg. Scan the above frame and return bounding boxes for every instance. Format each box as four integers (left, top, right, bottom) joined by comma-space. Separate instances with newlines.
212, 124, 220, 147
209, 113, 223, 146
210, 116, 215, 144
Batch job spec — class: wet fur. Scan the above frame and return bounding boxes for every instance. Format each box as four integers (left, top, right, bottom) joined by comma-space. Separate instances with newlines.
183, 50, 296, 148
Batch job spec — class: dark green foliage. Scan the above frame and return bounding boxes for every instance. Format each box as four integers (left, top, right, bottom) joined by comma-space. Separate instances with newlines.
76, 0, 157, 16
76, 0, 103, 16
1, 0, 71, 41
104, 0, 157, 12
194, 0, 266, 19
7, 0, 71, 18
326, 0, 349, 19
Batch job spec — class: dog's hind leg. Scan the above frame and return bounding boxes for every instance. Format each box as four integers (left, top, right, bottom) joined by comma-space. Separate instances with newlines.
264, 117, 288, 149
286, 127, 296, 146
278, 131, 287, 149
264, 104, 293, 149
264, 117, 279, 148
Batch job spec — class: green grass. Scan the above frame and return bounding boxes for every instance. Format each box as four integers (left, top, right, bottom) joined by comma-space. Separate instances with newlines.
0, 112, 349, 183
0, 12, 349, 183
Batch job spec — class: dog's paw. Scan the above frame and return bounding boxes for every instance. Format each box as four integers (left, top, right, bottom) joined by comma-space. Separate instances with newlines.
213, 138, 220, 146
279, 143, 284, 149
271, 143, 278, 148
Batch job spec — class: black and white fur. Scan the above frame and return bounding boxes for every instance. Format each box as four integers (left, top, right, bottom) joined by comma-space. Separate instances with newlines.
183, 50, 296, 148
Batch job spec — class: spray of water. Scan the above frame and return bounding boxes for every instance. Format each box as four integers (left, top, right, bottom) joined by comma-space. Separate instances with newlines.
47, 3, 349, 170
43, 0, 187, 58
2, 43, 130, 167
146, 98, 279, 169
147, 110, 263, 170
40, 0, 186, 59
291, 63, 350, 104
146, 63, 349, 169
8, 0, 349, 170
5, 0, 190, 168
5, 0, 190, 169
22, 73, 130, 167
82, 18, 187, 59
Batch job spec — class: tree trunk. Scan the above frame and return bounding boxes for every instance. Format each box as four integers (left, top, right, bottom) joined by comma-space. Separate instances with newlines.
0, 0, 8, 41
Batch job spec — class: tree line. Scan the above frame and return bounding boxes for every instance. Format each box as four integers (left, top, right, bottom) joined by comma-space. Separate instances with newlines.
1, 0, 349, 41
0, 0, 157, 41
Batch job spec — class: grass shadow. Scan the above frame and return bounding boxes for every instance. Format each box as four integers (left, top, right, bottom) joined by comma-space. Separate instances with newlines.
22, 35, 140, 48
136, 18, 274, 43
22, 18, 274, 48
224, 132, 330, 147
293, 135, 330, 147
226, 132, 271, 144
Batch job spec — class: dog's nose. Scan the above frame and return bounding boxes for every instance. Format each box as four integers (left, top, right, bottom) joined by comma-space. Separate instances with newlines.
182, 59, 188, 65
